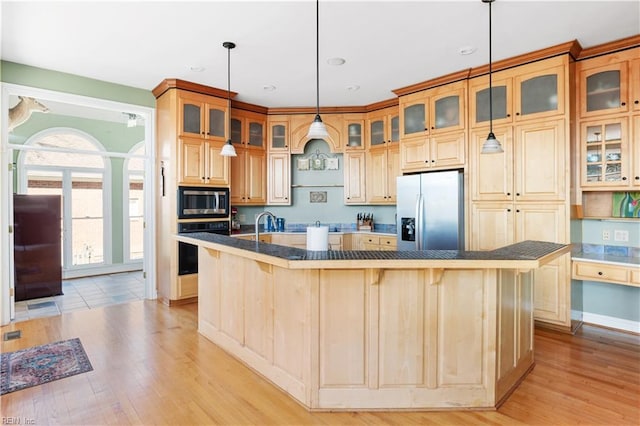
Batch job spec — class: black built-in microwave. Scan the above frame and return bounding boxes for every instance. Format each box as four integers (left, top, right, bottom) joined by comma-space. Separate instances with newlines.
177, 186, 230, 219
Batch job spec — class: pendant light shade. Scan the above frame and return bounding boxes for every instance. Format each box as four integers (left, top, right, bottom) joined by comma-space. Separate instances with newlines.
481, 0, 504, 154
306, 0, 330, 141
221, 41, 237, 157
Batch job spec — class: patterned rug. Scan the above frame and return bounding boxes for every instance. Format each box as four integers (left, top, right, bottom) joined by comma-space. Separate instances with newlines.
1, 338, 93, 395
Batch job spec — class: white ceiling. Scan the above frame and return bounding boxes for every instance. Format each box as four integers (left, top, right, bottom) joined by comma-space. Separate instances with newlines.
2, 0, 639, 109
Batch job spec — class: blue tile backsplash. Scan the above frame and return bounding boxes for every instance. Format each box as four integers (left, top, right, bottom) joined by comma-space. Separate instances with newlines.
579, 243, 639, 258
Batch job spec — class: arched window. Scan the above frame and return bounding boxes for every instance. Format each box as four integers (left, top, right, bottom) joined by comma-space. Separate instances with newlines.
124, 142, 145, 262
18, 128, 111, 270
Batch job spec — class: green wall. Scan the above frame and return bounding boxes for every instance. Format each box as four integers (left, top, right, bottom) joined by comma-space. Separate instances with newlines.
1, 61, 155, 107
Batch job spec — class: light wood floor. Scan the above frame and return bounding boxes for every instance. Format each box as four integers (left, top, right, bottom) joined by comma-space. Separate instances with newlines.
2, 300, 639, 425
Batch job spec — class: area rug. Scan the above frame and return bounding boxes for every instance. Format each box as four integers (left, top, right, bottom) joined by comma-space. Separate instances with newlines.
1, 338, 93, 395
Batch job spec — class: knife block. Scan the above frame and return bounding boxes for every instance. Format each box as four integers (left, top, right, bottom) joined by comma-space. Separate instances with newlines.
357, 219, 373, 231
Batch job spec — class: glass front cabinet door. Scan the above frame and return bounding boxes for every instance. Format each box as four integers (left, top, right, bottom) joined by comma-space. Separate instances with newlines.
579, 62, 629, 118
581, 118, 629, 187
344, 118, 364, 150
469, 75, 512, 128
514, 64, 564, 121
269, 122, 289, 151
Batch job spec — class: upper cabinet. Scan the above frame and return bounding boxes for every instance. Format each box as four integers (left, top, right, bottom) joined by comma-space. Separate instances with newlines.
469, 56, 567, 128
268, 117, 290, 152
399, 80, 466, 139
577, 48, 640, 118
178, 91, 227, 141
367, 107, 399, 148
231, 110, 266, 149
344, 115, 365, 151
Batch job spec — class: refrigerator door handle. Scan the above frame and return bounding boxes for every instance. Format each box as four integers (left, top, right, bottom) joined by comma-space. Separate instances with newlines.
415, 194, 423, 250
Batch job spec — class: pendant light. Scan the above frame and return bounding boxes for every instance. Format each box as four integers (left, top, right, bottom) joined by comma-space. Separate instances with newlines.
480, 0, 504, 154
221, 41, 237, 157
306, 0, 330, 140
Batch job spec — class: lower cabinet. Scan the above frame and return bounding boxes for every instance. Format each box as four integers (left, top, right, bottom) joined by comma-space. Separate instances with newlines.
470, 201, 573, 329
270, 233, 343, 250
359, 234, 397, 250
572, 260, 640, 287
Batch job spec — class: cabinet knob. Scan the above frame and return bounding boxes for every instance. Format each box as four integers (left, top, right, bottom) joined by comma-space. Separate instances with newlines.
507, 192, 511, 196
598, 271, 603, 276
516, 112, 520, 116
516, 209, 520, 213
431, 160, 435, 163
201, 132, 205, 135
507, 208, 511, 212
516, 192, 520, 196
347, 197, 350, 200
634, 100, 639, 105
507, 114, 511, 118
621, 102, 626, 106
622, 177, 627, 181
635, 176, 639, 180
431, 126, 435, 130
424, 128, 428, 131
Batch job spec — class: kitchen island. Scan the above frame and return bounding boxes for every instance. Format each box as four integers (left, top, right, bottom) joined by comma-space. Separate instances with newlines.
176, 232, 570, 411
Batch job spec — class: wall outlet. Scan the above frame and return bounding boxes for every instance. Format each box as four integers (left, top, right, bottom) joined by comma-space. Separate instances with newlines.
614, 230, 629, 242
602, 230, 610, 241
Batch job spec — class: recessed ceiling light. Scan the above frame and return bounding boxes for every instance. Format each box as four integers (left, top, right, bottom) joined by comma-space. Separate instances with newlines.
263, 85, 276, 92
459, 46, 476, 56
327, 57, 346, 66
346, 85, 360, 91
190, 66, 205, 72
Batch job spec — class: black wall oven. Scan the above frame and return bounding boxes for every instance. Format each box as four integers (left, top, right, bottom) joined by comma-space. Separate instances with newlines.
177, 186, 229, 219
178, 220, 230, 275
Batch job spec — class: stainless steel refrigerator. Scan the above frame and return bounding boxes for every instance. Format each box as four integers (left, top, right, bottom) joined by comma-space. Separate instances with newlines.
396, 170, 464, 251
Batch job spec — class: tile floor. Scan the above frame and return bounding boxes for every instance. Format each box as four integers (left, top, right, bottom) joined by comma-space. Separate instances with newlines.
12, 271, 145, 323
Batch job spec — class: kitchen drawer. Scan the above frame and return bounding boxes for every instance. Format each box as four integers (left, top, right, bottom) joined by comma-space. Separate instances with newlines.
631, 269, 640, 286
572, 260, 631, 286
379, 237, 397, 248
362, 235, 380, 245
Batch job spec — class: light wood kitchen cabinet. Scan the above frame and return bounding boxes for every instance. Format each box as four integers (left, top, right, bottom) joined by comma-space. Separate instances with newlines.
230, 148, 267, 205
469, 119, 566, 202
367, 144, 399, 204
400, 130, 465, 173
344, 115, 365, 151
470, 201, 570, 326
268, 117, 290, 152
366, 107, 400, 203
178, 91, 227, 140
269, 233, 343, 250
576, 48, 640, 118
154, 83, 232, 304
267, 152, 291, 205
572, 260, 639, 288
399, 80, 466, 139
358, 234, 397, 250
579, 116, 637, 188
343, 151, 367, 204
178, 137, 230, 186
469, 56, 567, 128
231, 109, 266, 149
234, 234, 272, 243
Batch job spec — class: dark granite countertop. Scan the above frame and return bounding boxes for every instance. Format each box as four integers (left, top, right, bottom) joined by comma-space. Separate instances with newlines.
177, 232, 569, 269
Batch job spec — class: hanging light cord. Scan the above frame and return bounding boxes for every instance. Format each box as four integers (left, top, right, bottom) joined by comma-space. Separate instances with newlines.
227, 45, 232, 142
315, 0, 320, 116
488, 0, 494, 135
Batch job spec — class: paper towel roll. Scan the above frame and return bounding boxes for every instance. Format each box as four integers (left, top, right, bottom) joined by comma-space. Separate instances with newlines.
306, 226, 329, 251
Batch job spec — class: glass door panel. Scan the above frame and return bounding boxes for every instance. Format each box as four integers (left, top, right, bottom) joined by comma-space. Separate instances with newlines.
520, 74, 558, 116
390, 116, 399, 142
586, 70, 621, 113
347, 123, 363, 148
475, 86, 508, 123
231, 118, 242, 144
71, 172, 103, 265
208, 108, 225, 138
403, 104, 425, 135
183, 103, 202, 134
434, 95, 460, 129
370, 120, 384, 146
248, 122, 264, 147
582, 120, 627, 186
128, 174, 144, 260
271, 124, 286, 149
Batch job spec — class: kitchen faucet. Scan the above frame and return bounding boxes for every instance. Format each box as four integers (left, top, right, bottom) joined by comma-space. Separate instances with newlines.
255, 211, 277, 242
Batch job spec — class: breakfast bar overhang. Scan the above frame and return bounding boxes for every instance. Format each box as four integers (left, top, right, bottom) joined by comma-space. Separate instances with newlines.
176, 233, 570, 411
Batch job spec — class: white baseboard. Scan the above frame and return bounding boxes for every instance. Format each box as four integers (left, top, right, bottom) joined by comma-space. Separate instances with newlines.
63, 262, 143, 280
582, 312, 640, 334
